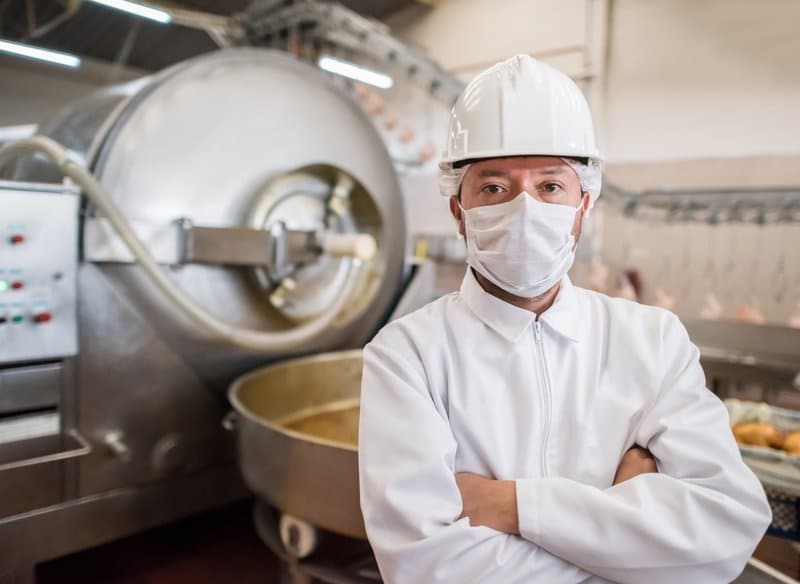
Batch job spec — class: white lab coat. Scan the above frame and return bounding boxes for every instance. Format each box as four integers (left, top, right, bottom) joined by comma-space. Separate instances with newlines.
358, 268, 771, 584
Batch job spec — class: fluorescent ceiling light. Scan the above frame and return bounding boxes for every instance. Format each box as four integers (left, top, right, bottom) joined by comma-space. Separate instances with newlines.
0, 124, 38, 142
318, 56, 393, 89
0, 39, 81, 68
86, 0, 172, 24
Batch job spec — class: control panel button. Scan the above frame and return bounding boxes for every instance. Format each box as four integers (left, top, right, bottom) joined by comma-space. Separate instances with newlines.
9, 234, 25, 245
34, 312, 52, 324
11, 314, 24, 324
0, 280, 7, 292
10, 281, 23, 290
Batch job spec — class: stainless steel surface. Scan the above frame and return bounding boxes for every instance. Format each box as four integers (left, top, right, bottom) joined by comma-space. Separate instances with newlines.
0, 181, 79, 365
177, 167, 379, 275
0, 463, 248, 569
247, 164, 386, 324
686, 320, 800, 389
178, 223, 276, 267
79, 49, 404, 373
0, 430, 90, 472
387, 259, 435, 321
230, 350, 364, 539
0, 424, 66, 519
0, 363, 61, 414
71, 251, 261, 503
7, 79, 148, 182
0, 412, 59, 444
103, 431, 131, 461
687, 320, 800, 366
0, 47, 409, 568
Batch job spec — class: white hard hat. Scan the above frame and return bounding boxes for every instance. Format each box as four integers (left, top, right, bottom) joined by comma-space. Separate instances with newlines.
439, 54, 602, 206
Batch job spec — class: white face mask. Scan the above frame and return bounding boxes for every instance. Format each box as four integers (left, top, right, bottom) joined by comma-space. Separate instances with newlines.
460, 192, 579, 298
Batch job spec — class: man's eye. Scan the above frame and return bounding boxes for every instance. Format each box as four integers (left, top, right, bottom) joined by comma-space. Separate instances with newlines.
541, 183, 563, 193
481, 184, 506, 194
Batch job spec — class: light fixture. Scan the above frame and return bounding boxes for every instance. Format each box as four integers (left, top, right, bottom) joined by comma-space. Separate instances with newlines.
0, 39, 80, 68
86, 0, 172, 24
0, 124, 38, 143
318, 56, 393, 90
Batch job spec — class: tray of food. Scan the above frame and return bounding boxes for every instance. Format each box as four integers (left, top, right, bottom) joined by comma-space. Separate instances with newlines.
725, 399, 800, 541
726, 399, 800, 467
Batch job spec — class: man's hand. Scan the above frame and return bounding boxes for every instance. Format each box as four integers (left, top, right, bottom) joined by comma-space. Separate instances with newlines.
613, 446, 658, 485
455, 472, 519, 534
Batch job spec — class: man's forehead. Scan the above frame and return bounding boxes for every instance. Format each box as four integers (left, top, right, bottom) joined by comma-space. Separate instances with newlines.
472, 158, 573, 178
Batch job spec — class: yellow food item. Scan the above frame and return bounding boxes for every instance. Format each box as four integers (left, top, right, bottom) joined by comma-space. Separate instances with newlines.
733, 423, 785, 449
783, 432, 800, 456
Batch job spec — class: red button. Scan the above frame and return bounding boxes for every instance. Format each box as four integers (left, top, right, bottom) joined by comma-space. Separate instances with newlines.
11, 281, 23, 290
9, 234, 24, 245
34, 312, 52, 323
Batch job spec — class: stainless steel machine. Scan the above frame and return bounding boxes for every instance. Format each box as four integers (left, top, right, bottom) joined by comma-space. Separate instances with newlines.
0, 47, 422, 578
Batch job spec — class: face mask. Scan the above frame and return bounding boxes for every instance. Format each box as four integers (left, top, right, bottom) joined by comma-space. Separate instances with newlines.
460, 192, 579, 298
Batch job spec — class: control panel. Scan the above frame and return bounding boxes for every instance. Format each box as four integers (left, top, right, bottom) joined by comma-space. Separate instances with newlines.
0, 180, 79, 364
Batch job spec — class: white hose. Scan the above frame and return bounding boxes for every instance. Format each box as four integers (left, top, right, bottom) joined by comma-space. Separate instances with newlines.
0, 136, 364, 353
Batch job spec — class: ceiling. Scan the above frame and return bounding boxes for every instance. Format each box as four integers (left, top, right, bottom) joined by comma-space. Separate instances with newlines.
0, 0, 415, 71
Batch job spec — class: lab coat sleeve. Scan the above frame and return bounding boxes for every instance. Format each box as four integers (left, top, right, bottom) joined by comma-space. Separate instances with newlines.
359, 337, 609, 584
516, 312, 772, 584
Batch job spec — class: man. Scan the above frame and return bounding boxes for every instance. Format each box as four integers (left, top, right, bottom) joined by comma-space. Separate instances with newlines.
358, 54, 771, 583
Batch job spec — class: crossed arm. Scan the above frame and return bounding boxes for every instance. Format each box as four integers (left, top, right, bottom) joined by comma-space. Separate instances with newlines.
455, 446, 658, 535
359, 315, 771, 584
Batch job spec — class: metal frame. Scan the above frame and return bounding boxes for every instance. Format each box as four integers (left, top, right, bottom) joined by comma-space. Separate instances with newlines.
243, 1, 463, 104
0, 430, 90, 472
603, 181, 800, 225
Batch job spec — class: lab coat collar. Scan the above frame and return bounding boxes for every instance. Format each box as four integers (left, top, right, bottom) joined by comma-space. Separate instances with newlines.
459, 267, 580, 343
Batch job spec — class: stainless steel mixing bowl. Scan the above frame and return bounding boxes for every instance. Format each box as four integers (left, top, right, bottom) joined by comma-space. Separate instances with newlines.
229, 350, 365, 539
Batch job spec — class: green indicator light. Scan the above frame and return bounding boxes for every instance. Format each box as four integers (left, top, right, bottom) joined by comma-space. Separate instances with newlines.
11, 314, 23, 323
0, 280, 7, 292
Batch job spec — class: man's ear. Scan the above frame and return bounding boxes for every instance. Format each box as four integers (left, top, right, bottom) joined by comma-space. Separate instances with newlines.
449, 195, 465, 237
580, 191, 591, 216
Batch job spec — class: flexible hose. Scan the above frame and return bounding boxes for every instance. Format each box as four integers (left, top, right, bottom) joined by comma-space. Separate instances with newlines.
0, 136, 363, 353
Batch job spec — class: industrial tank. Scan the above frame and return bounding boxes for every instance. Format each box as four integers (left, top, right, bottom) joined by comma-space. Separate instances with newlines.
14, 47, 406, 373
0, 47, 409, 566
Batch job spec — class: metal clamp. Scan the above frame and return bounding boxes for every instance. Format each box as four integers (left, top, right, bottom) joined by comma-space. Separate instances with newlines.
0, 429, 92, 472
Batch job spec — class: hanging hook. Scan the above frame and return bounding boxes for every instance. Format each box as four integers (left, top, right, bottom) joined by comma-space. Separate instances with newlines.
727, 199, 744, 223
706, 202, 722, 226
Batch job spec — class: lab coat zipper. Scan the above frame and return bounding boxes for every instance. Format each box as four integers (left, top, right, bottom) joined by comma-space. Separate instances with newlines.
534, 320, 551, 477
